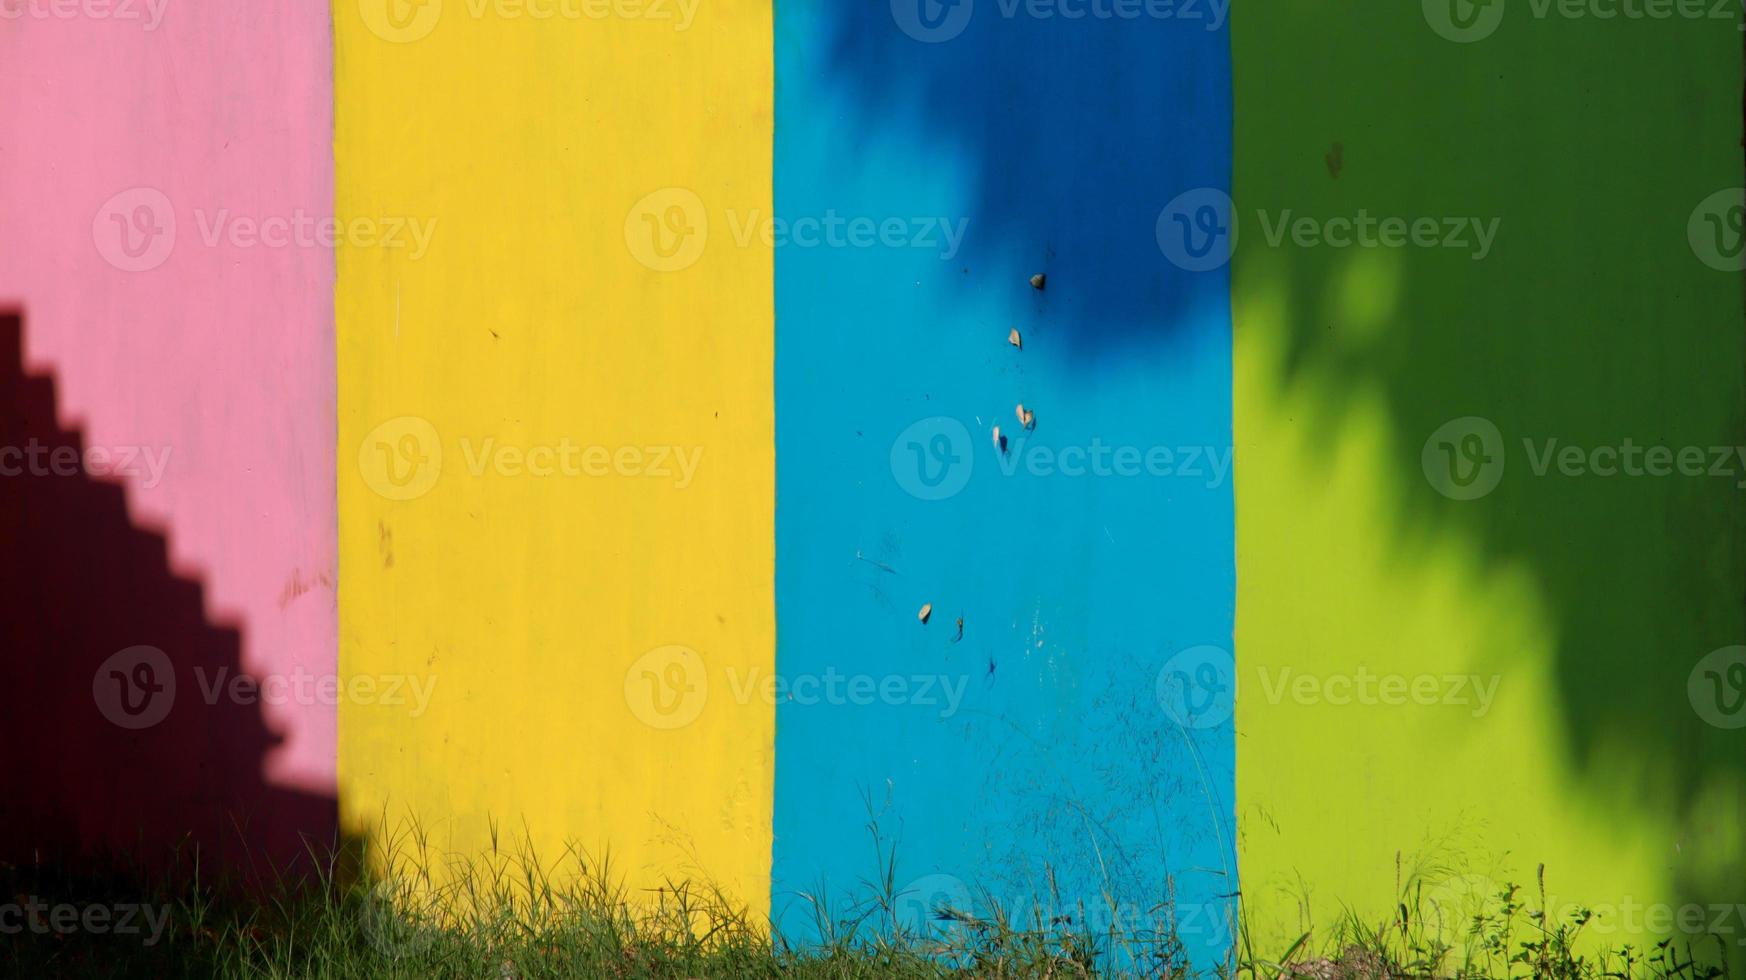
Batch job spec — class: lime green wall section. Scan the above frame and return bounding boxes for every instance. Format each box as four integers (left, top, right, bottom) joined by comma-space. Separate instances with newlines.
1234, 2, 1745, 952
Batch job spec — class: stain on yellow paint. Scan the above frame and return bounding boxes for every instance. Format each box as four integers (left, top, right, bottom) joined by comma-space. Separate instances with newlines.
336, 0, 773, 915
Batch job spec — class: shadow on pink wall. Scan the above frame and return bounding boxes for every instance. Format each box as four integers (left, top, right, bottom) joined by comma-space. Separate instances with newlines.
0, 309, 335, 884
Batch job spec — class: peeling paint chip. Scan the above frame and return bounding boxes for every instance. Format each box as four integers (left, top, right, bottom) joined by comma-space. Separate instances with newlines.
1008, 328, 1022, 349
918, 603, 933, 625
1029, 273, 1046, 291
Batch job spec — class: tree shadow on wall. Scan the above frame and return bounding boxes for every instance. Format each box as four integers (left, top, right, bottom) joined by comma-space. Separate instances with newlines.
806, 0, 1745, 934
0, 309, 336, 888
1230, 0, 1745, 921
790, 2, 1232, 357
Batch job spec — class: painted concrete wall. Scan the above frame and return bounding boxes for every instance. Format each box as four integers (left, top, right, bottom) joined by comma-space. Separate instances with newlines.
770, 3, 1234, 960
0, 0, 1740, 968
1233, 2, 1745, 953
0, 1, 336, 868
334, 0, 776, 914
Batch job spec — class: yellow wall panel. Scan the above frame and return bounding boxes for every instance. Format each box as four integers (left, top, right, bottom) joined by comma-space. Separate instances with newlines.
335, 0, 773, 914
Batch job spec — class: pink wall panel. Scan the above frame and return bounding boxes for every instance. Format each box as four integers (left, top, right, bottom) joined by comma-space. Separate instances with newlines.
0, 3, 335, 865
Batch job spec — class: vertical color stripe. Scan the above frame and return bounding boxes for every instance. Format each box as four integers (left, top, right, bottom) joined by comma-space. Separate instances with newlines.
335, 0, 774, 911
1233, 2, 1745, 950
0, 2, 337, 864
771, 4, 1235, 965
